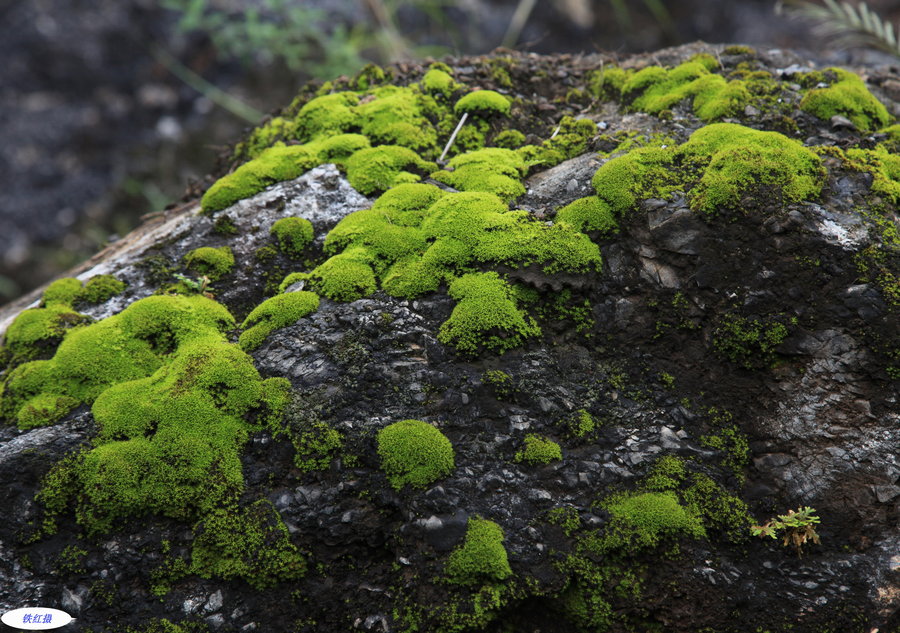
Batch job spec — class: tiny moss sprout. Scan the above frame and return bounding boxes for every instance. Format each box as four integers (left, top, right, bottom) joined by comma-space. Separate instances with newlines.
376, 419, 455, 490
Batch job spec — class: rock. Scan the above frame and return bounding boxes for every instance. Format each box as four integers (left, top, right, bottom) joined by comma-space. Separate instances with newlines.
0, 44, 898, 633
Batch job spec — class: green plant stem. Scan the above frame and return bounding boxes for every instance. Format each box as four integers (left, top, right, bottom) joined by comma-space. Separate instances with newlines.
151, 46, 264, 124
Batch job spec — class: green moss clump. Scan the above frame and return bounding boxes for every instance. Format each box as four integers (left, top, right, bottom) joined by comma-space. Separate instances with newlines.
19, 295, 291, 538
295, 92, 360, 141
270, 216, 314, 257
516, 116, 597, 172
845, 144, 900, 204
622, 59, 751, 122
723, 45, 755, 55
601, 491, 706, 552
42, 278, 83, 306
239, 291, 320, 351
431, 148, 527, 202
1, 295, 230, 427
592, 123, 824, 216
236, 116, 298, 160
445, 517, 513, 585
190, 500, 305, 589
356, 86, 439, 152
78, 275, 126, 304
454, 90, 511, 117
493, 129, 526, 149
713, 313, 790, 369
514, 434, 562, 465
2, 304, 90, 364
291, 421, 343, 472
309, 253, 377, 302
563, 408, 595, 438
377, 419, 454, 490
800, 68, 892, 132
587, 65, 631, 100
421, 68, 459, 97
555, 196, 618, 234
346, 145, 438, 195
438, 272, 541, 355
182, 246, 234, 281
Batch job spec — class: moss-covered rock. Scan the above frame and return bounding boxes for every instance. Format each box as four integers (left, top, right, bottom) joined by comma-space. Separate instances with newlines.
377, 419, 455, 490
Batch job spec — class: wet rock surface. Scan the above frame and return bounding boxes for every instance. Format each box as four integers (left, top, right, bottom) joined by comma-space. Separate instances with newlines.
0, 45, 898, 633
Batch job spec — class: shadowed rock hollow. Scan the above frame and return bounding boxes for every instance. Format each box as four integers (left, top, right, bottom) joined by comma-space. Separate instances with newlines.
0, 43, 899, 633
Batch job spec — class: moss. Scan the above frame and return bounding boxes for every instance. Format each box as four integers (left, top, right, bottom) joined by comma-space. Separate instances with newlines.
20, 295, 292, 538
682, 473, 751, 542
431, 148, 527, 202
182, 246, 234, 281
622, 59, 750, 122
713, 313, 790, 369
357, 86, 439, 152
493, 129, 525, 149
454, 90, 511, 117
445, 517, 512, 585
587, 65, 630, 100
845, 144, 900, 204
309, 253, 378, 301
555, 196, 618, 234
723, 45, 755, 55
376, 419, 455, 490
514, 434, 562, 465
799, 68, 892, 132
236, 116, 298, 160
43, 278, 83, 306
190, 500, 305, 589
270, 216, 314, 257
438, 272, 541, 355
482, 369, 514, 399
346, 145, 438, 195
353, 63, 389, 90
239, 291, 320, 351
421, 68, 459, 97
290, 421, 343, 472
16, 393, 80, 430
563, 408, 595, 438
2, 304, 90, 364
516, 116, 597, 172
592, 123, 824, 216
601, 491, 706, 552
78, 275, 126, 304
295, 92, 359, 141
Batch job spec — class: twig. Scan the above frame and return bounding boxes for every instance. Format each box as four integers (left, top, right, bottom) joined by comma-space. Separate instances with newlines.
439, 112, 469, 162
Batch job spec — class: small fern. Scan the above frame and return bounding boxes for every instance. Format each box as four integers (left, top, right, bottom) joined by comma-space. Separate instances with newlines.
777, 0, 900, 57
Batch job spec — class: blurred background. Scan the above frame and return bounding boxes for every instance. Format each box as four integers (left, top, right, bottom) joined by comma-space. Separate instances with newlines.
2, 0, 899, 305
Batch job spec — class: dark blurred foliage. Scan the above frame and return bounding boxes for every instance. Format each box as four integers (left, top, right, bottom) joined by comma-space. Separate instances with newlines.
2, 0, 899, 304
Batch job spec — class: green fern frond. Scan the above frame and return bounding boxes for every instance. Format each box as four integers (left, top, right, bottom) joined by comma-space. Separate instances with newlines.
778, 0, 900, 58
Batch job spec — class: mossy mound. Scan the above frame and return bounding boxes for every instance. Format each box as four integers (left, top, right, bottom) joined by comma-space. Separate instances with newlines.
270, 216, 315, 257
591, 122, 825, 216
239, 291, 320, 351
445, 517, 513, 585
800, 68, 892, 132
182, 246, 235, 280
377, 419, 455, 490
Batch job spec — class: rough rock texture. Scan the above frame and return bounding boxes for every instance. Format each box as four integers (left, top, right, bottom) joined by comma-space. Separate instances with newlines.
0, 44, 899, 633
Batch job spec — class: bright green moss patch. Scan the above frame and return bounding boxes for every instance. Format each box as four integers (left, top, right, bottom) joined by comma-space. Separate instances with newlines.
800, 68, 891, 132
431, 148, 527, 202
357, 86, 438, 152
494, 129, 526, 149
845, 144, 900, 204
183, 246, 234, 281
587, 65, 630, 100
237, 116, 298, 160
592, 123, 824, 216
601, 491, 706, 552
555, 196, 617, 234
438, 272, 541, 355
295, 92, 360, 141
622, 59, 750, 122
455, 90, 511, 116
79, 275, 126, 304
445, 517, 513, 585
514, 434, 562, 465
346, 145, 438, 195
270, 216, 314, 256
190, 500, 305, 589
20, 295, 291, 539
1, 295, 233, 427
239, 291, 320, 350
309, 253, 377, 301
16, 393, 80, 430
377, 419, 455, 490
2, 304, 90, 364
290, 421, 343, 472
43, 278, 83, 306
